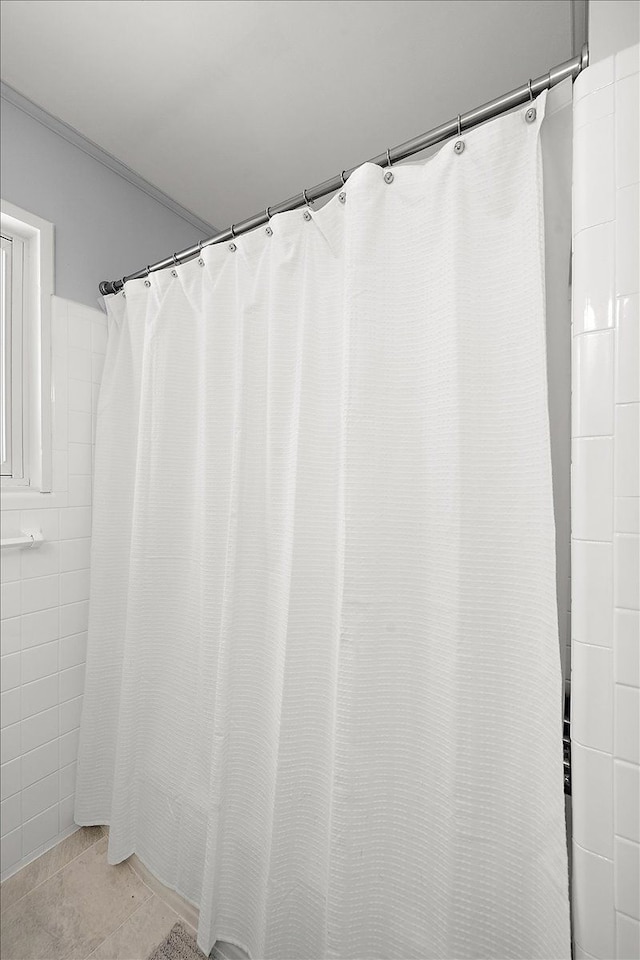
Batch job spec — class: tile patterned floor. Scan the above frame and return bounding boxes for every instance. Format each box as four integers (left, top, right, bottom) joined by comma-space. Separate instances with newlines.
0, 827, 196, 960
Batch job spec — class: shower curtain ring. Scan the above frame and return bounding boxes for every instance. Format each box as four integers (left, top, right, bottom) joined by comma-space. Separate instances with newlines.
302, 190, 313, 220
453, 115, 465, 154
172, 253, 179, 266
525, 81, 537, 123
340, 170, 347, 185
383, 148, 394, 183
145, 265, 151, 276
230, 224, 236, 238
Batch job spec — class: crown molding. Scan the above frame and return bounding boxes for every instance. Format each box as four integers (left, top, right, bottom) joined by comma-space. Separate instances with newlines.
1, 81, 218, 238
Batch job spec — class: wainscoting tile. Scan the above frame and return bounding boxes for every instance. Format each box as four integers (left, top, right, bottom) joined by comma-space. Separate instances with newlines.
616, 183, 640, 297
574, 83, 614, 130
615, 403, 640, 499
572, 540, 613, 646
574, 56, 614, 100
21, 805, 59, 859
573, 115, 615, 233
615, 497, 640, 534
614, 45, 640, 81
614, 836, 640, 920
616, 912, 640, 960
21, 542, 60, 581
1, 793, 22, 839
21, 773, 59, 824
614, 609, 640, 687
21, 706, 59, 755
616, 295, 640, 403
572, 330, 614, 437
0, 617, 22, 657
0, 829, 22, 877
614, 534, 640, 610
20, 609, 59, 651
614, 760, 640, 843
572, 742, 613, 858
21, 740, 59, 790
573, 223, 615, 333
615, 684, 640, 764
572, 842, 615, 960
21, 675, 58, 721
572, 642, 613, 753
573, 438, 614, 542
615, 74, 640, 188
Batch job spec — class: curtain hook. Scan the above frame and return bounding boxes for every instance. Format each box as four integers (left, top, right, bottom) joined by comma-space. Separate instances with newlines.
302, 190, 313, 220
145, 265, 151, 276
454, 115, 465, 154
265, 206, 271, 219
230, 224, 236, 238
172, 253, 179, 266
340, 170, 347, 185
383, 149, 394, 183
525, 81, 537, 123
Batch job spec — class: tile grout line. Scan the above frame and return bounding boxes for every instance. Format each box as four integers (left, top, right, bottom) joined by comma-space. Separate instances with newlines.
0, 828, 105, 914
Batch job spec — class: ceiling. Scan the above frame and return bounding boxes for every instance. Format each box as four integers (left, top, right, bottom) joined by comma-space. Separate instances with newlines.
1, 0, 577, 231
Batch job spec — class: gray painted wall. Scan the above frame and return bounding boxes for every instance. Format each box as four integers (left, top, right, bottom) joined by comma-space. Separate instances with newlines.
589, 0, 639, 61
1, 98, 210, 308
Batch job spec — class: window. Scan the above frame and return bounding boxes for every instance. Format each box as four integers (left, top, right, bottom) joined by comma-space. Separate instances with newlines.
0, 201, 54, 499
1, 231, 25, 479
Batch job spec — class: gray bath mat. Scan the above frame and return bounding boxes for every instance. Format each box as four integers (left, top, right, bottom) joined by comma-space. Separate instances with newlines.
148, 922, 209, 960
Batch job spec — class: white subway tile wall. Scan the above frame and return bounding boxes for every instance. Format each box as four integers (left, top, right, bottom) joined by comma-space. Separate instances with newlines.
0, 296, 106, 880
571, 44, 640, 960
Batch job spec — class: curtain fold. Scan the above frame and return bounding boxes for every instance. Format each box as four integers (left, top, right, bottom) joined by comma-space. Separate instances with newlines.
76, 91, 570, 960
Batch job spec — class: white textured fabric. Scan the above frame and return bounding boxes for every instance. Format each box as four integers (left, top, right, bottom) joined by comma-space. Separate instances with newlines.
76, 93, 570, 960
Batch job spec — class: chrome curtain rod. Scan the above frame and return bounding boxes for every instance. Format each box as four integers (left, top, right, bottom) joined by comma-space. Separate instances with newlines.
99, 44, 588, 296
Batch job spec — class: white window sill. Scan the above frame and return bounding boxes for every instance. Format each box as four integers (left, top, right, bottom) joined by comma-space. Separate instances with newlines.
1, 486, 68, 511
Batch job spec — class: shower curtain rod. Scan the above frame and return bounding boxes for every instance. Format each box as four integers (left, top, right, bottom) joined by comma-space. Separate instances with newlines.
99, 44, 588, 296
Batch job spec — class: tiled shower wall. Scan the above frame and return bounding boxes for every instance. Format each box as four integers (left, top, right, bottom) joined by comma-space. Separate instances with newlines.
0, 297, 106, 880
571, 44, 640, 960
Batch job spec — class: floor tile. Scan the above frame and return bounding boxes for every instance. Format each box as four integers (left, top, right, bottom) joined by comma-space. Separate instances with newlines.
127, 854, 199, 932
0, 838, 151, 960
1, 827, 104, 915
88, 895, 185, 960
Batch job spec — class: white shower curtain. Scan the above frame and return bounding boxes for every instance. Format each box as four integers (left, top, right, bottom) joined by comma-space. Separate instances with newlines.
76, 91, 570, 960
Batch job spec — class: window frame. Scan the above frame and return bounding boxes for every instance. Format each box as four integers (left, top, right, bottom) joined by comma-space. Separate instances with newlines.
1, 200, 54, 503
1, 232, 26, 480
